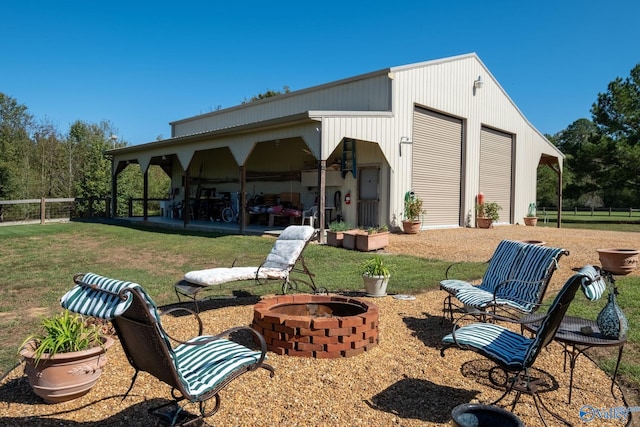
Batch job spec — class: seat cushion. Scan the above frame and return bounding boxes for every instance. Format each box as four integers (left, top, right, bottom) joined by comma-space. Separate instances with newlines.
442, 323, 533, 369
173, 337, 265, 398
183, 266, 288, 287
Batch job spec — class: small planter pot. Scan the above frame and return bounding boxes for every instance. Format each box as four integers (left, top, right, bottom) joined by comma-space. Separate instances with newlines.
402, 220, 421, 234
523, 216, 538, 226
20, 336, 115, 403
356, 232, 389, 252
363, 274, 389, 297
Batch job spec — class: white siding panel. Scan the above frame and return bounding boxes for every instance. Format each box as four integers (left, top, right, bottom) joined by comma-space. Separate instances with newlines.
173, 74, 392, 137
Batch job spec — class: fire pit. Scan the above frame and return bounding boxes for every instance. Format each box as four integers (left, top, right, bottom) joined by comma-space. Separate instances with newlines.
252, 295, 379, 358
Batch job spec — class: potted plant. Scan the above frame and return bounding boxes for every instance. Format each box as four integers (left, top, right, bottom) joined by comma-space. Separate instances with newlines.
524, 202, 538, 226
476, 201, 501, 228
402, 191, 425, 234
342, 228, 365, 250
360, 255, 394, 297
18, 310, 114, 403
327, 220, 352, 247
356, 225, 389, 252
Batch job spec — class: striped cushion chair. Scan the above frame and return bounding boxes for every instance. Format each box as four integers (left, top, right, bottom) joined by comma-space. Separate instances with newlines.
453, 243, 569, 320
440, 265, 601, 426
61, 272, 275, 425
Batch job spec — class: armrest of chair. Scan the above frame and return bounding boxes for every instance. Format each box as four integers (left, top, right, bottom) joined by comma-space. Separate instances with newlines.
444, 259, 488, 281
160, 306, 204, 341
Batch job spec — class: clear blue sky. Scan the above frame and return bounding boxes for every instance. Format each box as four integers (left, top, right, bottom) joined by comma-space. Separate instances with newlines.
3, 1, 639, 146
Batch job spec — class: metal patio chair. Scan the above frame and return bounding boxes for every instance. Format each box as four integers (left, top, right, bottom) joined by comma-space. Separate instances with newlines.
441, 265, 605, 426
175, 225, 322, 312
61, 272, 275, 426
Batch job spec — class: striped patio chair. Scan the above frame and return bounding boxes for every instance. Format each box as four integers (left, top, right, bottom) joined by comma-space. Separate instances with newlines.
441, 240, 569, 322
440, 265, 603, 426
61, 272, 275, 426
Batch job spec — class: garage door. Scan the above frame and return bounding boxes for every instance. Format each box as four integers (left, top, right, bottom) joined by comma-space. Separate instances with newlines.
412, 107, 463, 227
479, 127, 513, 223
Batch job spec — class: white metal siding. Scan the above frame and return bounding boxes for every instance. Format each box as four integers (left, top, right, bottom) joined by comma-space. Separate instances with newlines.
173, 74, 392, 137
412, 108, 462, 227
479, 127, 513, 223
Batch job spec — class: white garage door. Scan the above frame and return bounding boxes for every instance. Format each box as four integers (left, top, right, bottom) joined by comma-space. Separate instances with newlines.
479, 127, 513, 223
412, 107, 463, 227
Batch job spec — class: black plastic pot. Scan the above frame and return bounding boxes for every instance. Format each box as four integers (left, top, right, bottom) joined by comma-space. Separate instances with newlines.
451, 404, 524, 427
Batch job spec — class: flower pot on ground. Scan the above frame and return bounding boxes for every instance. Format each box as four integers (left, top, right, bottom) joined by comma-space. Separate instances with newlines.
402, 191, 425, 234
597, 248, 639, 275
326, 221, 352, 247
18, 310, 114, 403
475, 201, 501, 229
524, 202, 538, 226
356, 225, 389, 252
360, 255, 394, 297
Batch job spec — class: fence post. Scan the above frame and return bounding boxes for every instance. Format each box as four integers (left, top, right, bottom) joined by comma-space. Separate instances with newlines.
609, 207, 612, 216
631, 208, 633, 218
105, 197, 110, 218
40, 197, 46, 224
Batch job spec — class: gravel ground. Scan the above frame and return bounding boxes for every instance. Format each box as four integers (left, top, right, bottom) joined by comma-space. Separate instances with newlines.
1, 225, 638, 426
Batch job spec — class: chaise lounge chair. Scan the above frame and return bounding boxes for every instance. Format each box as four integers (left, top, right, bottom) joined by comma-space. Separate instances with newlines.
175, 225, 320, 312
61, 272, 275, 426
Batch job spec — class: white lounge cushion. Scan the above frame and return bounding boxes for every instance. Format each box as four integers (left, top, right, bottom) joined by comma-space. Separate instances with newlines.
184, 266, 288, 287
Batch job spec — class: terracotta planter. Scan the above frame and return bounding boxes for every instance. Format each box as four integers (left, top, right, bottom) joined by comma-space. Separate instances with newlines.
20, 336, 115, 403
326, 231, 344, 247
476, 217, 493, 229
523, 216, 538, 226
356, 232, 389, 252
402, 220, 421, 234
363, 274, 389, 297
342, 230, 362, 250
597, 248, 639, 275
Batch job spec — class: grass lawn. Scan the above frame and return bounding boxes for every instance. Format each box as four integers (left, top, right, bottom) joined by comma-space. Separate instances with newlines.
1, 220, 638, 398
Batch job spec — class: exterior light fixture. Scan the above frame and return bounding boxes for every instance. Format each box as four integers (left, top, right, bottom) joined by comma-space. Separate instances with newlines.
399, 136, 413, 156
474, 75, 484, 89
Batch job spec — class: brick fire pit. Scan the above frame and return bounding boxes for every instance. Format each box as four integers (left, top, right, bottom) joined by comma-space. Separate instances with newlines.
251, 294, 379, 358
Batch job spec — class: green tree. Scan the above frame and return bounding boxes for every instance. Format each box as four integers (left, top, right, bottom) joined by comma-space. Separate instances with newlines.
242, 86, 290, 103
0, 93, 33, 200
590, 63, 640, 206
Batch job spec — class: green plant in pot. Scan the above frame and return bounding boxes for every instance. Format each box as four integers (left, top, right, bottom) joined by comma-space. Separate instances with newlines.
476, 201, 501, 228
19, 310, 114, 403
357, 225, 390, 251
360, 255, 395, 297
402, 191, 425, 234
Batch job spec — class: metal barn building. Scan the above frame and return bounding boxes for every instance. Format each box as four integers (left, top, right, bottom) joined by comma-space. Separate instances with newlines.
108, 53, 563, 236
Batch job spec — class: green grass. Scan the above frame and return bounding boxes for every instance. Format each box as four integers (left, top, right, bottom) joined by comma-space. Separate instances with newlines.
0, 222, 485, 376
1, 221, 638, 398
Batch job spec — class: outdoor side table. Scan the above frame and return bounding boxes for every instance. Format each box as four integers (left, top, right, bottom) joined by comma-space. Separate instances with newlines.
521, 314, 626, 404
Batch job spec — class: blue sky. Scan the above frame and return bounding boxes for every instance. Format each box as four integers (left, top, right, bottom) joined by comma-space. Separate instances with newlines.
3, 1, 639, 146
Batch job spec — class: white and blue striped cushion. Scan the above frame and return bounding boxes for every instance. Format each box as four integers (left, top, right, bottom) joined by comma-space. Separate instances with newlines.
61, 272, 145, 319
441, 323, 533, 369
174, 337, 263, 397
454, 244, 565, 313
577, 265, 606, 301
440, 240, 527, 295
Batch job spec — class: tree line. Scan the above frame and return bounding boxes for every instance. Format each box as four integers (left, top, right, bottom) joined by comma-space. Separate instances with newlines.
0, 93, 169, 216
537, 63, 640, 208
2, 64, 639, 215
